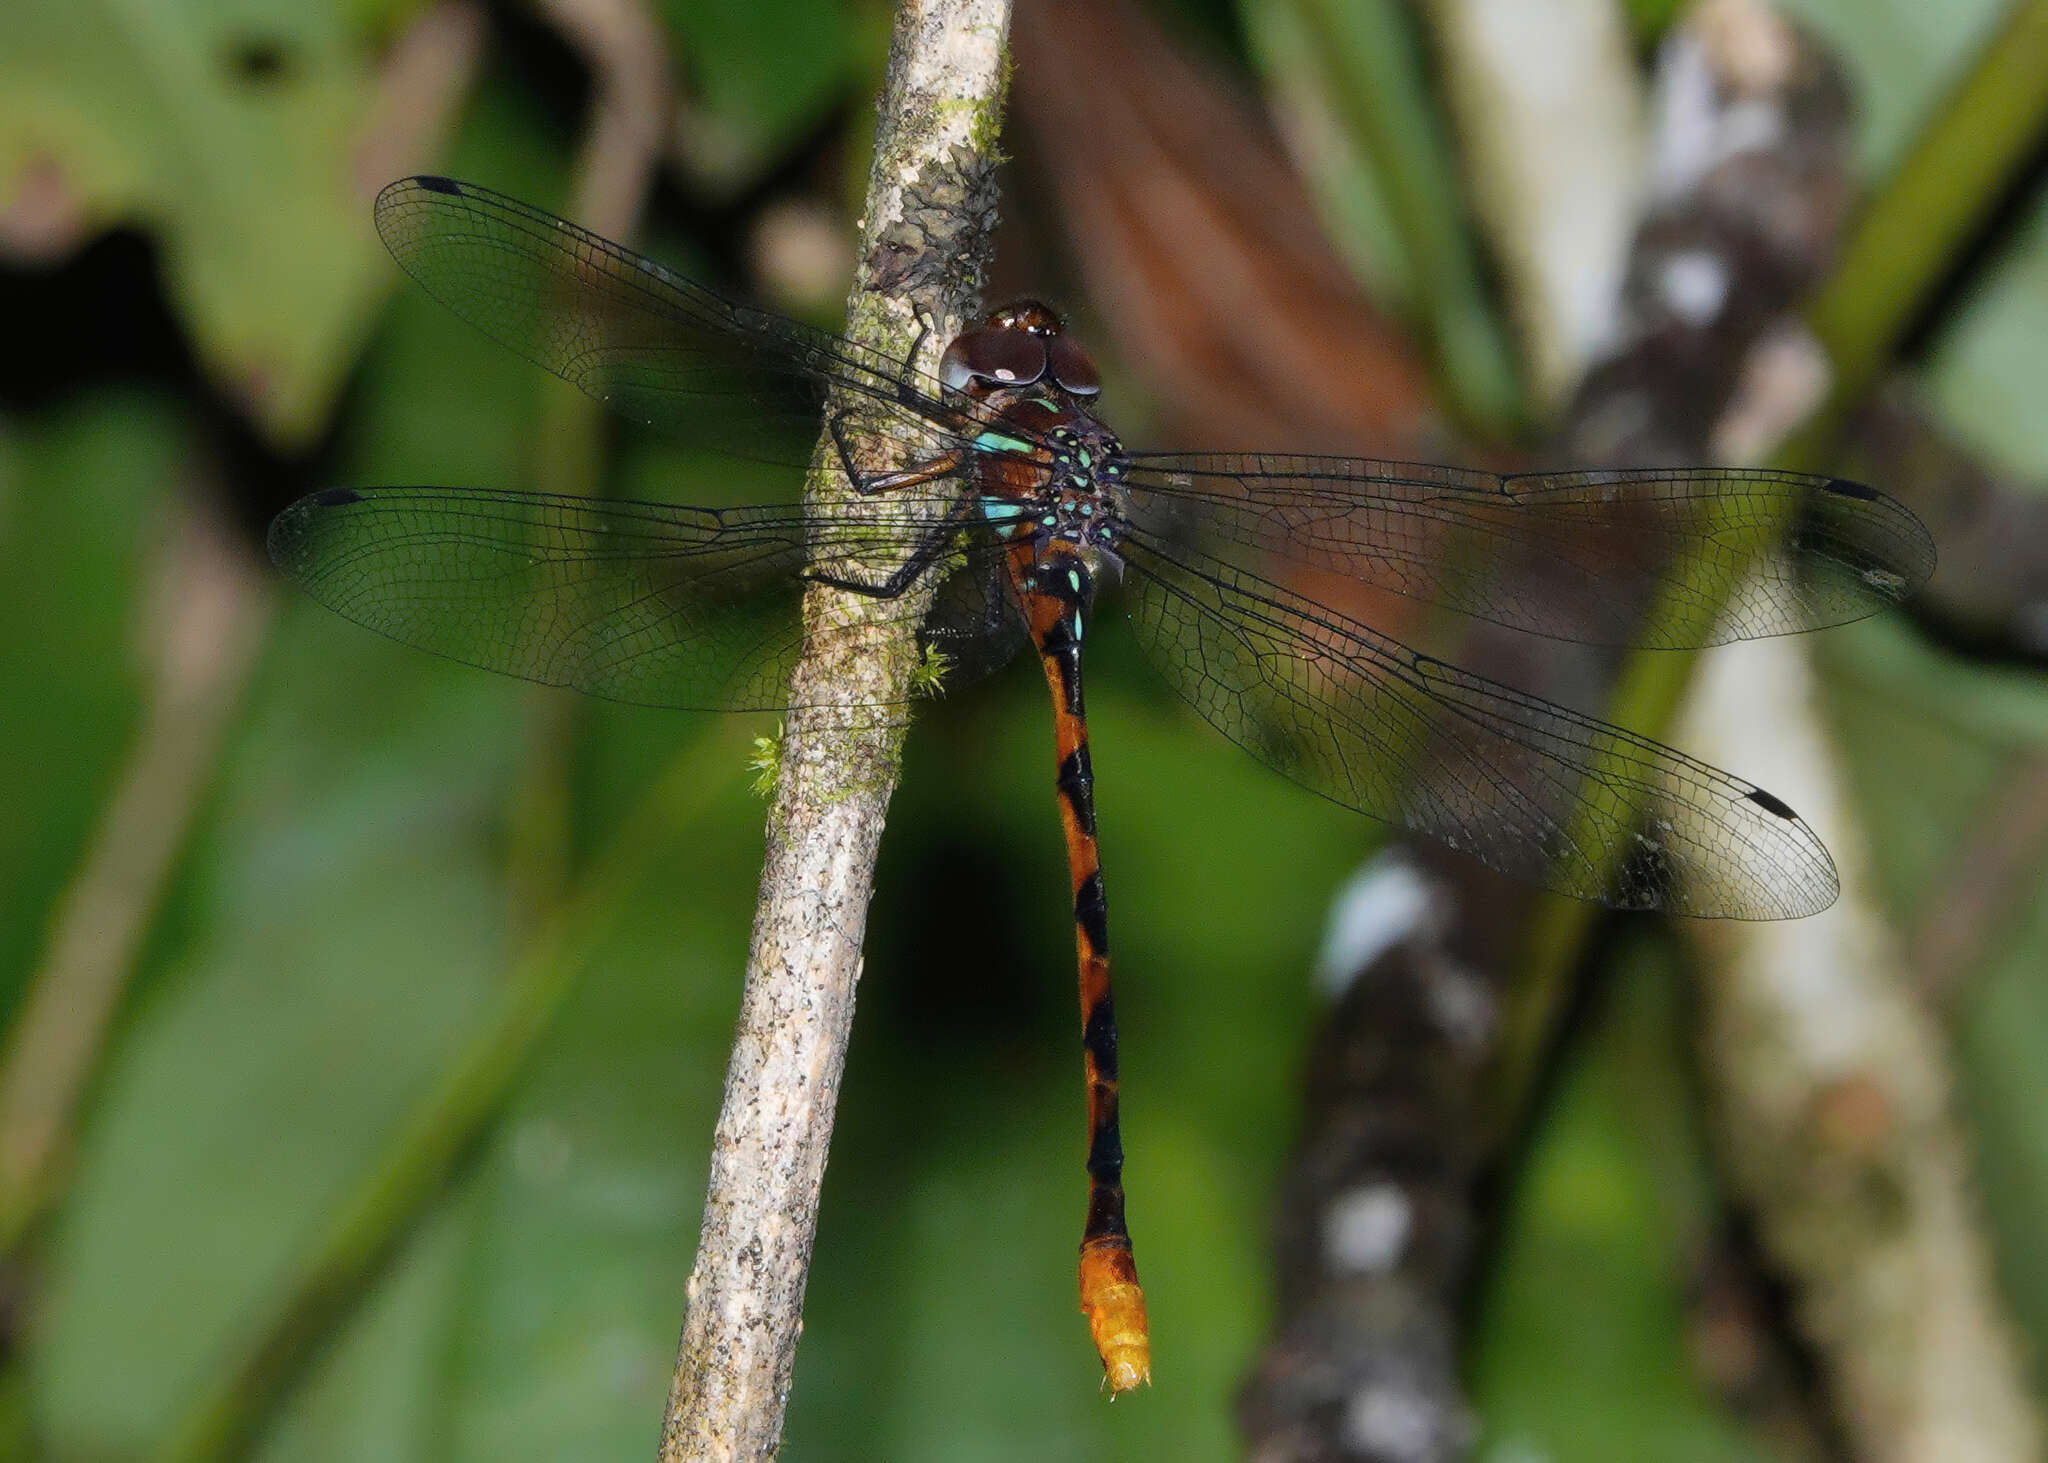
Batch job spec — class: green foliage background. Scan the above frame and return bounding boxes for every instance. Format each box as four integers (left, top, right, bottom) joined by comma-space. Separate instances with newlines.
2, 1, 2045, 1460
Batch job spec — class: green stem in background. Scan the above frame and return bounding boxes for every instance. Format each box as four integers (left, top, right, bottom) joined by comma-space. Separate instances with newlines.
150, 738, 737, 1463
503, 382, 610, 935
1786, 0, 2048, 473
1491, 0, 2048, 1132
1269, 0, 1525, 437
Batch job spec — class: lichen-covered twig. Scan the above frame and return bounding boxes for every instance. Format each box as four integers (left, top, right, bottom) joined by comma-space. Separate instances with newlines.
656, 5, 1011, 1459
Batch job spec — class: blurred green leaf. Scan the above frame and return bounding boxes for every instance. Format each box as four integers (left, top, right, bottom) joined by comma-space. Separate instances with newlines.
661, 0, 869, 193
1471, 940, 1779, 1463
34, 601, 524, 1456
1241, 0, 1414, 306
435, 710, 757, 1461
253, 1196, 475, 1463
1925, 189, 2048, 478
1823, 617, 2045, 916
0, 0, 401, 446
0, 395, 181, 1016
1618, 0, 1686, 41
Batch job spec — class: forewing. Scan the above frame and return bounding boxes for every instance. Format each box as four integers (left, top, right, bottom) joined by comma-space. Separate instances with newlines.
268, 487, 1023, 711
374, 176, 996, 474
1118, 533, 1839, 918
1121, 455, 1934, 647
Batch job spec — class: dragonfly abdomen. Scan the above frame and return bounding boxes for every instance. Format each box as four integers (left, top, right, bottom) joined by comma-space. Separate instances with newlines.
1013, 543, 1150, 1393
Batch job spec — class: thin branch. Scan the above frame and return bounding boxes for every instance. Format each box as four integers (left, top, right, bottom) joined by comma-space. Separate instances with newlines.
656, 4, 1010, 1459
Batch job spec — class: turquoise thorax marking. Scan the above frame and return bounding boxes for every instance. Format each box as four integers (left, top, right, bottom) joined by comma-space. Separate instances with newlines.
966, 417, 1128, 554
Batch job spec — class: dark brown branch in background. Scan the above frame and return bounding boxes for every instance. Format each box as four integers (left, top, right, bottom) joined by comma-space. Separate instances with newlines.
1229, 5, 1861, 1460
1842, 383, 2048, 660
1237, 856, 1487, 1463
656, 4, 1011, 1459
1660, 9, 2044, 1456
1562, 16, 1851, 466
1243, 12, 1857, 1460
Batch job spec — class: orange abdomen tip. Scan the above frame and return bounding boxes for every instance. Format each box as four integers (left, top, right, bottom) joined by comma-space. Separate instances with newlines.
1079, 1242, 1152, 1393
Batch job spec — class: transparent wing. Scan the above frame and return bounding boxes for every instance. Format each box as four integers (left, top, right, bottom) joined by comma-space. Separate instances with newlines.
374, 175, 1028, 476
1120, 455, 1934, 648
1117, 531, 1839, 918
268, 486, 1024, 711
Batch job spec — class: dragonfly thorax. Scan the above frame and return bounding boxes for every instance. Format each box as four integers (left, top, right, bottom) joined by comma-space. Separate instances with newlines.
971, 409, 1130, 559
1040, 423, 1130, 541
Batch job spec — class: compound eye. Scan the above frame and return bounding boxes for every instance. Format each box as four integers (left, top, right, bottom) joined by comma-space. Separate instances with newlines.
939, 327, 1049, 393
1047, 334, 1101, 395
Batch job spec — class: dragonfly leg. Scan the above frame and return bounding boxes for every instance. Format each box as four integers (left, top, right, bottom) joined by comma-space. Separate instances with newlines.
899, 313, 934, 393
800, 507, 965, 601
972, 544, 1010, 637
825, 410, 961, 497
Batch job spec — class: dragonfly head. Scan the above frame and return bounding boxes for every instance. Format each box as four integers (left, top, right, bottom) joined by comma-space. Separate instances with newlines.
940, 299, 1102, 400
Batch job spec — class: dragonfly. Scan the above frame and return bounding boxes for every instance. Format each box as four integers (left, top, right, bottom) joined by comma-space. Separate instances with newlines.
270, 175, 1935, 1393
